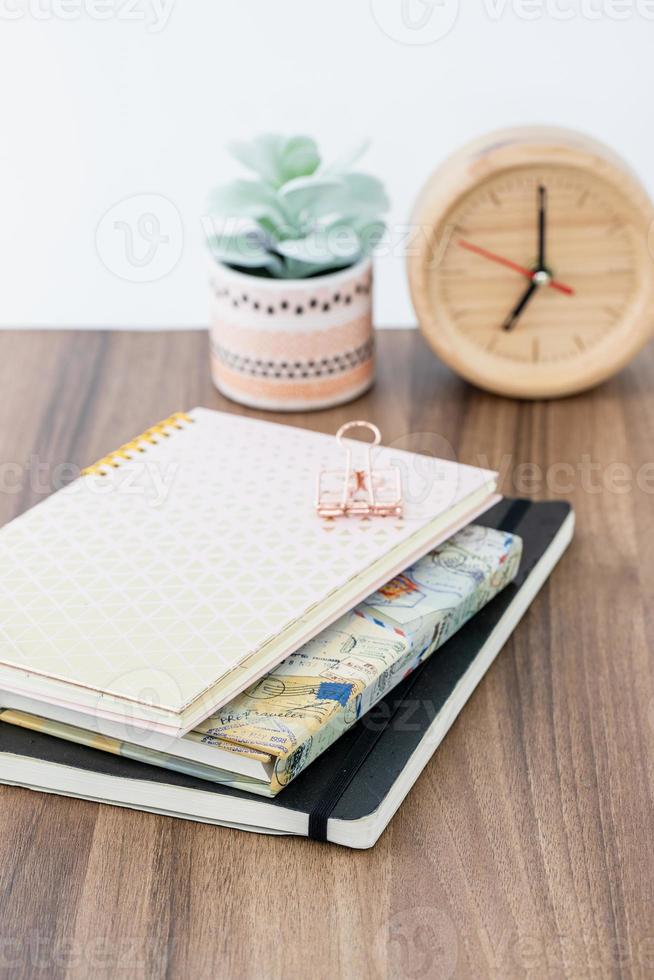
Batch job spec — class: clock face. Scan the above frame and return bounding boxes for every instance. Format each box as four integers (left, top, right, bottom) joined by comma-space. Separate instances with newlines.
411, 137, 654, 398
434, 165, 639, 364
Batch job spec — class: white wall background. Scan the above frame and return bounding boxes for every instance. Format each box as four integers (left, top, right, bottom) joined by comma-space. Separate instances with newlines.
0, 1, 653, 329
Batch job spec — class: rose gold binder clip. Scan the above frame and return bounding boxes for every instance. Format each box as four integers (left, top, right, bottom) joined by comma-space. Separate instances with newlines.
316, 421, 403, 518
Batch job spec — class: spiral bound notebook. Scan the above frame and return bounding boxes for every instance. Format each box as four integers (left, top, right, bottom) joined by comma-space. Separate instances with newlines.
0, 500, 574, 847
0, 408, 497, 736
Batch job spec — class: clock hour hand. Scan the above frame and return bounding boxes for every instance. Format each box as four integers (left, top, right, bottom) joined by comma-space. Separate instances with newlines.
537, 185, 547, 270
502, 280, 538, 331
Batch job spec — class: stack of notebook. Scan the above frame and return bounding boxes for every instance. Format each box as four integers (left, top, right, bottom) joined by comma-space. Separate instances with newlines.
0, 408, 573, 847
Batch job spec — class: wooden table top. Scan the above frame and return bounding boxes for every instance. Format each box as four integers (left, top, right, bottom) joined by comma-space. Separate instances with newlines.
0, 328, 652, 980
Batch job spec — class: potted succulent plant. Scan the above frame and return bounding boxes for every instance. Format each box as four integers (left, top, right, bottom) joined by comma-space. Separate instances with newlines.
205, 134, 389, 411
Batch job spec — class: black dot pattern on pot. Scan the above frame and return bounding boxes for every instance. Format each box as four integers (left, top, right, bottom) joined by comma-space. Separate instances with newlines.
210, 337, 374, 380
211, 273, 371, 315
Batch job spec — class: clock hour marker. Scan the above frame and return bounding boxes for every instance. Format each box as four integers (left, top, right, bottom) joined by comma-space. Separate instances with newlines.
577, 190, 589, 208
489, 191, 502, 208
604, 306, 620, 320
486, 334, 499, 352
574, 334, 586, 352
532, 338, 540, 362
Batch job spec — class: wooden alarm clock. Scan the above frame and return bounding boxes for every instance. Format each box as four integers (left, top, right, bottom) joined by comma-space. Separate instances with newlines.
407, 127, 654, 398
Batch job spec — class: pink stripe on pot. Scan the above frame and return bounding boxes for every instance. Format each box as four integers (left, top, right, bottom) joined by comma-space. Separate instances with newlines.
213, 314, 372, 360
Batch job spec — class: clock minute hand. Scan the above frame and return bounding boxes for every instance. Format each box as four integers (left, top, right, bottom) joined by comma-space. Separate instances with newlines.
502, 280, 538, 332
457, 239, 575, 296
538, 185, 547, 270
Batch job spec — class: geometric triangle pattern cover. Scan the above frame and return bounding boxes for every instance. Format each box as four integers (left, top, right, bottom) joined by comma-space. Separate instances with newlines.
0, 408, 494, 713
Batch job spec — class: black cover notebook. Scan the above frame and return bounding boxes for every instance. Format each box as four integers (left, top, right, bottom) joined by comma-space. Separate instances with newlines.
0, 499, 573, 848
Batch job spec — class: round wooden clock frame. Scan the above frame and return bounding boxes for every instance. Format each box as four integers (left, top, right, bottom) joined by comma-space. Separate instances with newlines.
407, 127, 654, 398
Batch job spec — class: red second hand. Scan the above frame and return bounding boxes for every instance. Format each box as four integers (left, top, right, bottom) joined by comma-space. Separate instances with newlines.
458, 239, 575, 296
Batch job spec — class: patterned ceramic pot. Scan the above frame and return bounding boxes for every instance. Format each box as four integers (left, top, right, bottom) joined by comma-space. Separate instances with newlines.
209, 257, 374, 411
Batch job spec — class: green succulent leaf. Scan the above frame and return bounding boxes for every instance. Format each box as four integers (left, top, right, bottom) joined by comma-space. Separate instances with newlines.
277, 223, 362, 273
208, 231, 283, 275
208, 180, 288, 229
354, 219, 386, 253
228, 135, 285, 186
278, 175, 346, 220
340, 173, 390, 216
228, 134, 320, 188
256, 215, 285, 241
279, 257, 343, 279
279, 135, 321, 183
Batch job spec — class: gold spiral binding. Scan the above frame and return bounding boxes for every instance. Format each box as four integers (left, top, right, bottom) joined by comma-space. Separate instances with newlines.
81, 412, 193, 477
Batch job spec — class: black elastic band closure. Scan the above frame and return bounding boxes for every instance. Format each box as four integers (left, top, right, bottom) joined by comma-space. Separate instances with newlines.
498, 497, 531, 534
307, 663, 429, 841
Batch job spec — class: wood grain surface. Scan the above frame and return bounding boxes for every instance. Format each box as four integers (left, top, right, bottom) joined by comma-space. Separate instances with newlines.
0, 329, 652, 980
